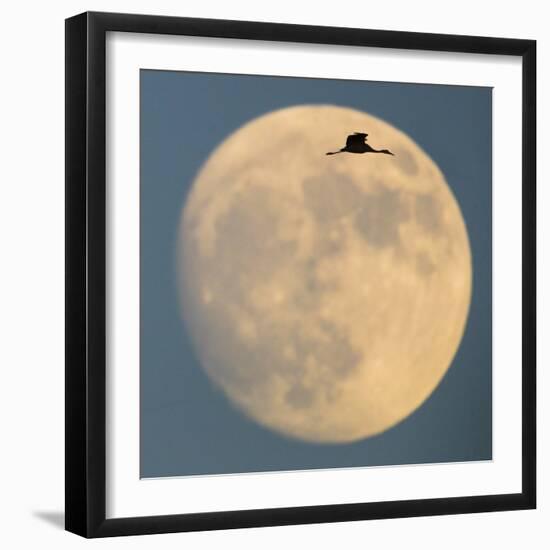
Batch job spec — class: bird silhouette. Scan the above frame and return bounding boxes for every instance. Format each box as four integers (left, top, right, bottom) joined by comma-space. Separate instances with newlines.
326, 132, 394, 156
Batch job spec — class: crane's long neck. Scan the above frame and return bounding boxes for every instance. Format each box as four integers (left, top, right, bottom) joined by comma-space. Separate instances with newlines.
326, 148, 345, 155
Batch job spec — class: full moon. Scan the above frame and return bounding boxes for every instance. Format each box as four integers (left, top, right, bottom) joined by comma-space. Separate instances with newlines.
177, 105, 472, 443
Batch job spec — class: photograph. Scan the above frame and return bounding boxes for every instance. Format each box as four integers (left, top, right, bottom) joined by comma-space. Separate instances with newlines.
140, 70, 492, 478
0, 2, 542, 548
62, 8, 536, 540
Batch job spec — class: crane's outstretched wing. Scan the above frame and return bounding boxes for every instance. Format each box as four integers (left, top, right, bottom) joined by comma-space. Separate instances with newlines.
346, 132, 368, 147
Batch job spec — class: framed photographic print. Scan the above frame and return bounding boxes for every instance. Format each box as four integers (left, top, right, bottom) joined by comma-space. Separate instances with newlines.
65, 11, 536, 538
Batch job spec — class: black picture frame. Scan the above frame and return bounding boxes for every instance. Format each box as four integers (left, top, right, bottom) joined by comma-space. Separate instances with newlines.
65, 11, 536, 538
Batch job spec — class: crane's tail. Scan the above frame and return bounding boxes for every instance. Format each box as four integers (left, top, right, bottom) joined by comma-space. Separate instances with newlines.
326, 150, 342, 155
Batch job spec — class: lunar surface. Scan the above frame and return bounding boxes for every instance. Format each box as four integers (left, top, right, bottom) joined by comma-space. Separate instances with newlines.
177, 105, 472, 443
